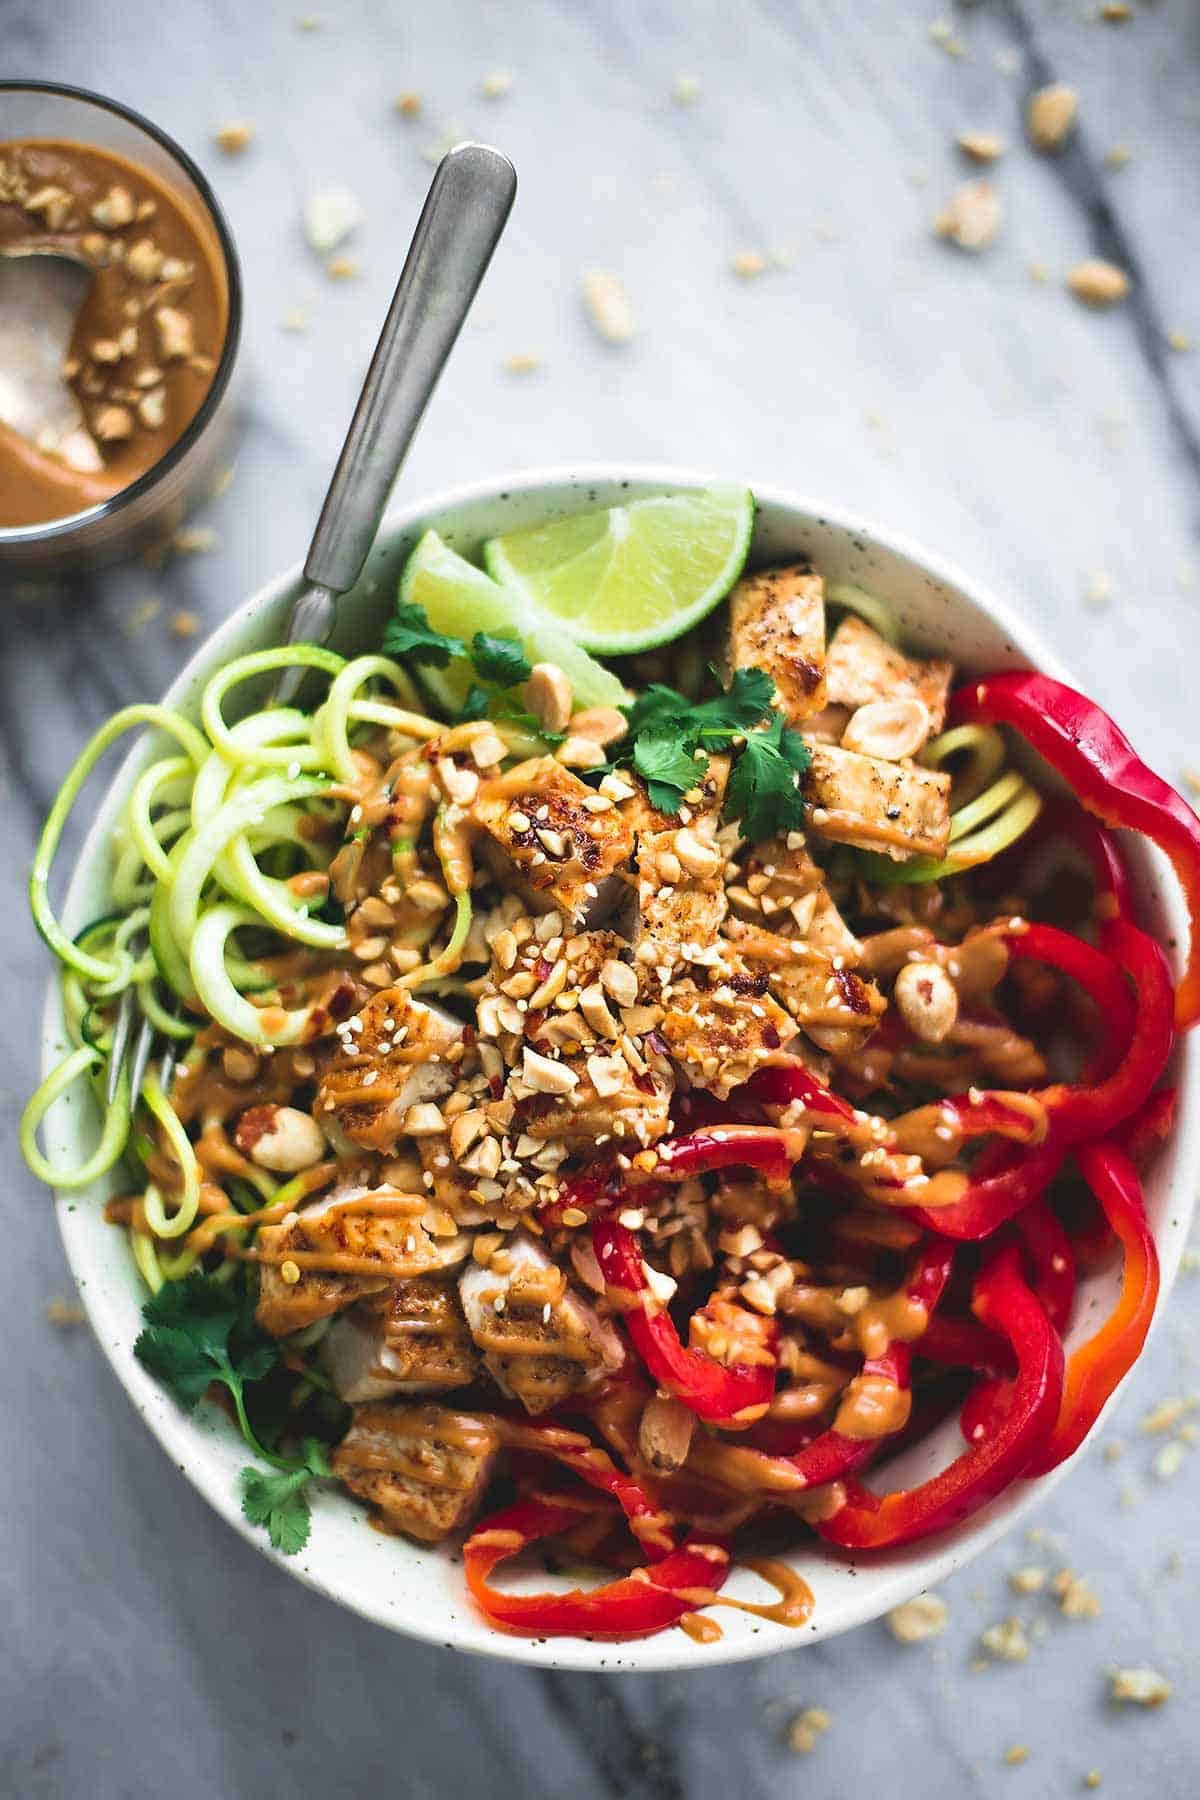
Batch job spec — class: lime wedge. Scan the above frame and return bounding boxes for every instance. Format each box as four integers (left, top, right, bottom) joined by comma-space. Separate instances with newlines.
481, 483, 754, 655
397, 529, 628, 715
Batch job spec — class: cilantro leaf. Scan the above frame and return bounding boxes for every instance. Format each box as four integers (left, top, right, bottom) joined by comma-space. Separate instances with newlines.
239, 1439, 331, 1556
469, 631, 532, 687
136, 1278, 338, 1557
723, 713, 812, 843
494, 703, 566, 747
688, 666, 777, 745
134, 1274, 276, 1413
622, 667, 776, 749
381, 600, 466, 667
622, 682, 696, 739
452, 683, 492, 724
633, 727, 707, 813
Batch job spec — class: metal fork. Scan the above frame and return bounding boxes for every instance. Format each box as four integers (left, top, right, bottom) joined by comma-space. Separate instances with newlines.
108, 141, 517, 1114
106, 958, 180, 1113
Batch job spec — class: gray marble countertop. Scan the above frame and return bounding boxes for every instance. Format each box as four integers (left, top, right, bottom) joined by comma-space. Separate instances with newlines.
4, 2, 1200, 1795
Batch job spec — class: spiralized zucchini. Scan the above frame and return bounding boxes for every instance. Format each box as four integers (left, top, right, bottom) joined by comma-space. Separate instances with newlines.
22, 642, 469, 1283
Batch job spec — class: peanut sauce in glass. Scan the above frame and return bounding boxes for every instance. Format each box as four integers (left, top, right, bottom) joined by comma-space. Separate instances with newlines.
0, 138, 228, 524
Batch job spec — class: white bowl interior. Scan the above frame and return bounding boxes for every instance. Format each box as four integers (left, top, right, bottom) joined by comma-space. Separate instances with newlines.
42, 466, 1200, 1672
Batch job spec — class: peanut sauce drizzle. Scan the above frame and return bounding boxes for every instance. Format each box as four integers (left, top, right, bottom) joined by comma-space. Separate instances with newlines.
675, 1559, 815, 1631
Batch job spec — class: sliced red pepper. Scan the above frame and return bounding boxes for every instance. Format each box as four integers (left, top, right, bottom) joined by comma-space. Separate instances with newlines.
1005, 921, 1136, 1082
733, 1239, 953, 1482
909, 916, 1172, 1240
745, 1061, 859, 1125
1035, 918, 1174, 1144
917, 1311, 1014, 1373
496, 1416, 675, 1558
960, 1376, 1013, 1448
909, 1138, 1067, 1241
1028, 1139, 1160, 1474
592, 1215, 778, 1425
816, 1244, 1064, 1549
1040, 801, 1135, 938
1112, 1086, 1176, 1167
952, 671, 1200, 1027
640, 1123, 807, 1189
464, 1494, 731, 1639
1014, 1196, 1075, 1334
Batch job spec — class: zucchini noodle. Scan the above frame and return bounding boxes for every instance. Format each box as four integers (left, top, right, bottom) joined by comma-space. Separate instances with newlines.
825, 582, 903, 646
200, 645, 345, 768
25, 639, 458, 1271
31, 704, 208, 982
140, 1070, 202, 1240
20, 1045, 131, 1189
399, 890, 474, 991
315, 654, 443, 782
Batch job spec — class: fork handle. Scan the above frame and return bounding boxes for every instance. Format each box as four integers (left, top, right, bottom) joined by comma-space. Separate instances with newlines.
302, 142, 517, 600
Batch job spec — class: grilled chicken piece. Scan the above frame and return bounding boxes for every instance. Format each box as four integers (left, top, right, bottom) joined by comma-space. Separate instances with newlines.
802, 742, 952, 860
323, 1277, 479, 1401
458, 1231, 624, 1414
317, 987, 464, 1151
724, 921, 885, 1040
825, 616, 953, 736
332, 1403, 501, 1542
469, 758, 635, 921
729, 565, 827, 724
658, 952, 797, 1098
517, 1054, 673, 1150
255, 1181, 446, 1336
617, 754, 730, 838
805, 889, 864, 964
637, 826, 728, 975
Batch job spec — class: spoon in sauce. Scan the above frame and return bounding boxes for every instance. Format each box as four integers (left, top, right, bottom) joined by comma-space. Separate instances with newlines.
0, 247, 104, 477
273, 142, 517, 703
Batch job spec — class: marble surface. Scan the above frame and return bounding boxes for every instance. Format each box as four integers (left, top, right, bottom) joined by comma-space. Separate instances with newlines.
3, 0, 1200, 1793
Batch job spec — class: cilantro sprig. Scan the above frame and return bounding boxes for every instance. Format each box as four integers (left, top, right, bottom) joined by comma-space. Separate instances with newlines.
612, 665, 811, 839
381, 601, 532, 687
134, 1274, 333, 1557
240, 1440, 332, 1555
724, 710, 812, 841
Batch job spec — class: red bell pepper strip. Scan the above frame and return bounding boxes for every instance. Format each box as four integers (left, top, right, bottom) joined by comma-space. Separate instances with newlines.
1028, 1139, 1160, 1474
496, 1417, 675, 1557
464, 1494, 732, 1639
637, 1123, 808, 1189
536, 1170, 610, 1232
745, 1061, 859, 1125
1006, 921, 1136, 1082
1112, 1086, 1176, 1167
917, 1311, 1014, 1373
592, 1215, 778, 1424
1035, 918, 1174, 1144
909, 1138, 1067, 1241
952, 671, 1200, 1028
1014, 1197, 1075, 1334
816, 1245, 1064, 1549
910, 916, 1171, 1241
1041, 802, 1135, 938
736, 1239, 954, 1481
960, 1376, 1013, 1448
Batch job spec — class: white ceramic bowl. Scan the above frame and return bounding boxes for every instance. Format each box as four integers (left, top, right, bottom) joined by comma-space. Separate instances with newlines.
41, 466, 1200, 1672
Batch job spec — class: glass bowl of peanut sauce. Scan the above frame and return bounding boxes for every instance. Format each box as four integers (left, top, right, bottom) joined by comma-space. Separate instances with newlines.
0, 82, 241, 576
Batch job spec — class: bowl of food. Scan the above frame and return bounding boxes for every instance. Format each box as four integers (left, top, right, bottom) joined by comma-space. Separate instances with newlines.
27, 466, 1200, 1671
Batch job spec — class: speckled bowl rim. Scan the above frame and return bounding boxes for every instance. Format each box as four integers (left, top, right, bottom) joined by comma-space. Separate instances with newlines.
41, 463, 1200, 1672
